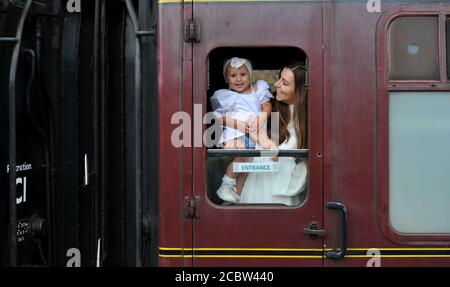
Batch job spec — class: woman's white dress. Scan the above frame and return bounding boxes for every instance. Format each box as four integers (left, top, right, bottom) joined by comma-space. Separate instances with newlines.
239, 106, 307, 206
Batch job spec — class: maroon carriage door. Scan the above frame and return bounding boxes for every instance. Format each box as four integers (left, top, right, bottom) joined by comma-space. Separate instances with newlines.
190, 2, 324, 266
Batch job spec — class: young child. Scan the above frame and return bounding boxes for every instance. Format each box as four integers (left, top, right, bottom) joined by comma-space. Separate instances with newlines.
211, 57, 273, 204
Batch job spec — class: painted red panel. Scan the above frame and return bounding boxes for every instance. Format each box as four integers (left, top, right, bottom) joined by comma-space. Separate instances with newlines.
327, 2, 450, 267
158, 4, 193, 267
191, 3, 324, 267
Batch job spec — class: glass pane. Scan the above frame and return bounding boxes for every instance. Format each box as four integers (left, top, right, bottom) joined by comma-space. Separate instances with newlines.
207, 154, 308, 207
447, 17, 450, 80
389, 92, 450, 233
389, 17, 439, 80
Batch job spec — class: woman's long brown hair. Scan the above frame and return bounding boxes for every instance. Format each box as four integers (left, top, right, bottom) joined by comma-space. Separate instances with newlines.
273, 62, 308, 150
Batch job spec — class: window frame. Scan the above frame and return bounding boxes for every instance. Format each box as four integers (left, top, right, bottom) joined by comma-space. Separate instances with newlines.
204, 46, 312, 208
377, 5, 450, 245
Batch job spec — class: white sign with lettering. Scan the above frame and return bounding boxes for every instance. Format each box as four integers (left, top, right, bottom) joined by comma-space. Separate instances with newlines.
233, 162, 279, 173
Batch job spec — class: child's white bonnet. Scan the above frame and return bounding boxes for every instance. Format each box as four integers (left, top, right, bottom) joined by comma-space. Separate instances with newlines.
223, 57, 253, 79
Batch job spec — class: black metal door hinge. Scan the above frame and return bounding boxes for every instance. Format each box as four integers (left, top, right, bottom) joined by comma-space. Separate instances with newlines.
184, 196, 200, 219
184, 18, 200, 43
136, 22, 157, 46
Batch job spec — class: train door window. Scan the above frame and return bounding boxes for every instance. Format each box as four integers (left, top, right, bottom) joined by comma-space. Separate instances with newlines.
380, 13, 450, 237
389, 17, 439, 80
206, 47, 308, 207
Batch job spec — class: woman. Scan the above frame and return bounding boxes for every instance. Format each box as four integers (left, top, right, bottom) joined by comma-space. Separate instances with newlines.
239, 62, 308, 206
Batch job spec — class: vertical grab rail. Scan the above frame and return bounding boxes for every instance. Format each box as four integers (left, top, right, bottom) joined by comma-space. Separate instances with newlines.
325, 202, 348, 260
123, 0, 154, 266
0, 0, 33, 266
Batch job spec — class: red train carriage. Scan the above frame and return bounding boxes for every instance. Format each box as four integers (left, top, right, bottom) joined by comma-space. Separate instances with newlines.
158, 0, 450, 267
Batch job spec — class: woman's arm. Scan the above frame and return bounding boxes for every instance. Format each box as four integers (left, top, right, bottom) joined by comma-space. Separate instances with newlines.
258, 133, 278, 150
248, 123, 280, 161
259, 101, 272, 125
249, 101, 272, 132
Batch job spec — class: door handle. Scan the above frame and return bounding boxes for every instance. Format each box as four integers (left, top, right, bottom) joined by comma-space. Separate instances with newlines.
325, 202, 348, 260
303, 222, 326, 240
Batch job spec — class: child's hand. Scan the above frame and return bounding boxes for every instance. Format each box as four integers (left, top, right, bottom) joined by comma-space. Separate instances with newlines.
235, 120, 249, 133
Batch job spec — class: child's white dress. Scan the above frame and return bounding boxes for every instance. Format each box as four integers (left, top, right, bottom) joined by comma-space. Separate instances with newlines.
211, 80, 273, 146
